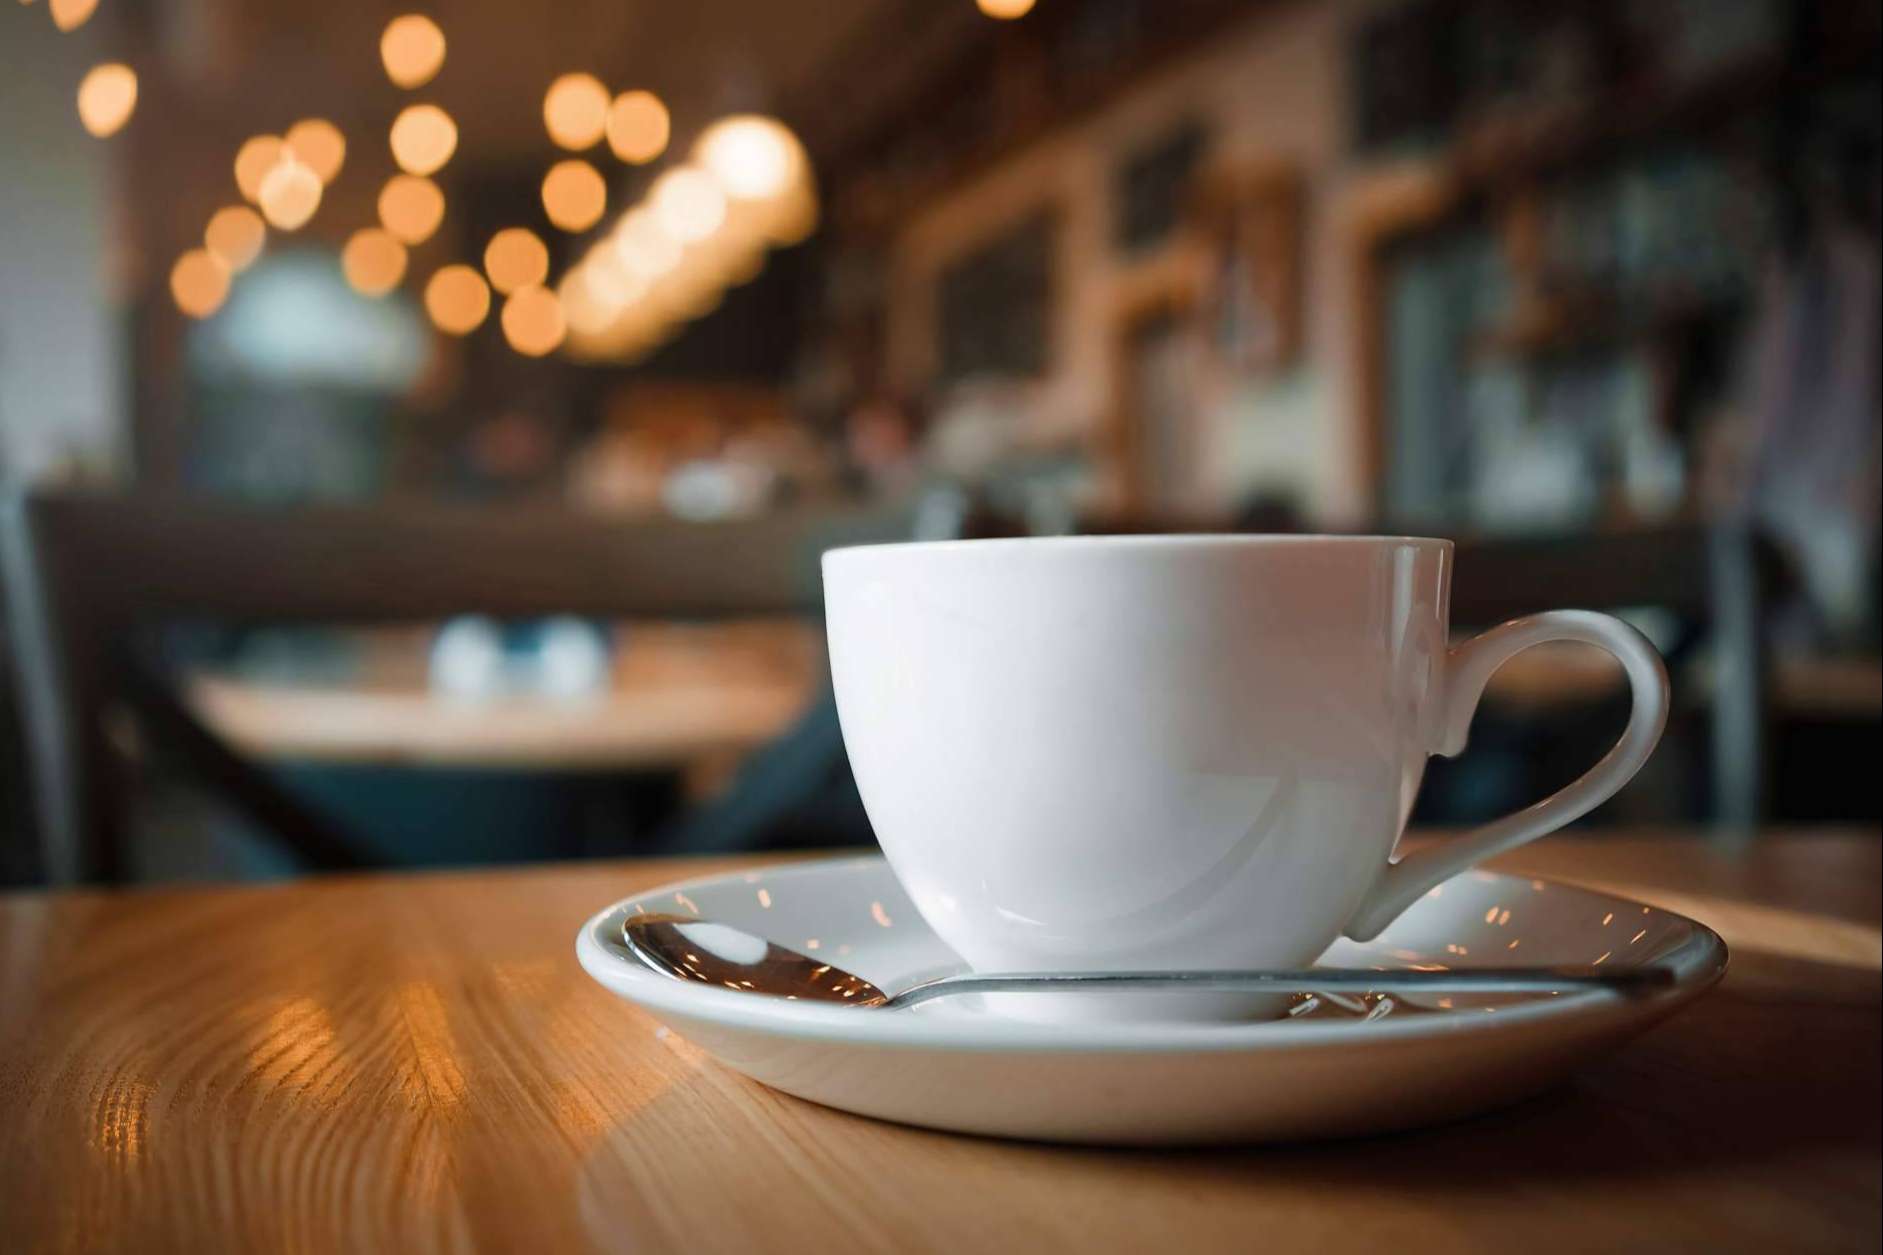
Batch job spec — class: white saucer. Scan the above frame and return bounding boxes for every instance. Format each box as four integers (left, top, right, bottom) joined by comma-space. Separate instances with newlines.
576, 856, 1725, 1144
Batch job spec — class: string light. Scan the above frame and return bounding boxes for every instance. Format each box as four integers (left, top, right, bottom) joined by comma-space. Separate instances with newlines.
976, 0, 1036, 18
500, 285, 566, 356
483, 228, 549, 295
48, 0, 97, 32
558, 270, 617, 337
377, 174, 446, 245
234, 135, 286, 204
380, 14, 446, 89
342, 228, 409, 296
611, 210, 681, 279
764, 183, 820, 245
389, 104, 457, 176
605, 91, 669, 164
284, 118, 346, 185
75, 63, 137, 138
579, 246, 644, 307
258, 158, 322, 230
543, 73, 609, 151
424, 264, 490, 335
649, 167, 726, 243
204, 206, 267, 272
694, 115, 804, 202
540, 159, 606, 232
170, 249, 230, 319
553, 113, 817, 359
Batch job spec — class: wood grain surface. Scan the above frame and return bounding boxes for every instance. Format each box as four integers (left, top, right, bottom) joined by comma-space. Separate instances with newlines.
2, 832, 1877, 1254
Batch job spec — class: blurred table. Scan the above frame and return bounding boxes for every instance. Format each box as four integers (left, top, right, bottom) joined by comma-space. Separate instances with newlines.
1480, 643, 1883, 718
1, 829, 1876, 1252
185, 620, 820, 771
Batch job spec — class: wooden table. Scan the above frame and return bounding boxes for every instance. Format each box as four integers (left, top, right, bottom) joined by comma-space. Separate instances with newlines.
185, 620, 820, 771
2, 831, 1877, 1253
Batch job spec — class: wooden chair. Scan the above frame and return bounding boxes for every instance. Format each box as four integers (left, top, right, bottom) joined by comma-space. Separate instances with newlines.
1, 489, 913, 885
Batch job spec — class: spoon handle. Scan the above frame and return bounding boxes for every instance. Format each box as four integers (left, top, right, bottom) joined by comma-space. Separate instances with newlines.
884, 965, 1672, 1009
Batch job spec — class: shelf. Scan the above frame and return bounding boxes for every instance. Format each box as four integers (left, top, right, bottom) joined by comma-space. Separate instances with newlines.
1469, 287, 1738, 361
1446, 47, 1879, 197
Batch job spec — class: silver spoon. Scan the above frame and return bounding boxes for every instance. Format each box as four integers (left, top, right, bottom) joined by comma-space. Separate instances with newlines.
618, 914, 1673, 1010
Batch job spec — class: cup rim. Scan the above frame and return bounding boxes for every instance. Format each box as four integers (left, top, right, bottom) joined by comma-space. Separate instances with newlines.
824, 533, 1454, 563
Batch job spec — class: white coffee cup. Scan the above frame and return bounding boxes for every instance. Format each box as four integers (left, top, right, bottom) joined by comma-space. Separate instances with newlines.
823, 536, 1669, 1021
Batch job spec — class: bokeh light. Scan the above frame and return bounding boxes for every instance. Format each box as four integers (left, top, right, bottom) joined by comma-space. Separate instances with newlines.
170, 249, 230, 319
694, 115, 804, 201
649, 166, 726, 243
204, 206, 267, 273
541, 159, 607, 232
543, 73, 610, 150
765, 183, 820, 244
612, 210, 681, 279
500, 285, 566, 357
284, 118, 346, 185
580, 247, 644, 308
75, 63, 137, 138
377, 174, 446, 245
49, 0, 96, 32
389, 104, 457, 176
558, 270, 617, 337
342, 228, 409, 296
234, 135, 286, 204
381, 15, 447, 89
976, 0, 1036, 17
483, 228, 550, 295
424, 264, 490, 335
605, 90, 669, 164
258, 158, 322, 231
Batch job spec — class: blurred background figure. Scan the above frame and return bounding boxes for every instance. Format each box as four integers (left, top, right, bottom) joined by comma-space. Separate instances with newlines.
2, 0, 1877, 887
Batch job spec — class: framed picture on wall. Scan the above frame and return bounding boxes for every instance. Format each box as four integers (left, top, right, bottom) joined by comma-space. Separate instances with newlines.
936, 210, 1058, 386
1115, 120, 1210, 254
1190, 162, 1304, 376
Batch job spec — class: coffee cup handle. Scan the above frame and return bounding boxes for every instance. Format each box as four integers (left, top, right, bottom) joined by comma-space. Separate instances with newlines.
1344, 610, 1671, 942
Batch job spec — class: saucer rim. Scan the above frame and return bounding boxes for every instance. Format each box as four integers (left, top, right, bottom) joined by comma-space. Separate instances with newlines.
575, 855, 1727, 1054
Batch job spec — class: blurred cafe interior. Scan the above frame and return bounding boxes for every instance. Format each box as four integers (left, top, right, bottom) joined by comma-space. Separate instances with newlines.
1, 0, 1878, 888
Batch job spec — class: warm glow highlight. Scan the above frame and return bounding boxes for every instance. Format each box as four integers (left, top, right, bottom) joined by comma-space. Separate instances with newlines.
579, 248, 644, 307
543, 73, 610, 151
389, 104, 457, 176
694, 115, 804, 201
284, 118, 346, 185
976, 0, 1035, 17
540, 159, 606, 232
75, 63, 137, 138
612, 211, 681, 279
377, 174, 445, 245
49, 0, 96, 32
500, 285, 566, 357
342, 228, 409, 297
258, 159, 322, 231
170, 249, 230, 319
204, 206, 266, 273
380, 14, 447, 89
234, 135, 285, 204
605, 90, 669, 164
483, 228, 549, 295
765, 183, 820, 245
561, 112, 817, 361
649, 167, 726, 243
558, 270, 617, 337
424, 264, 490, 335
